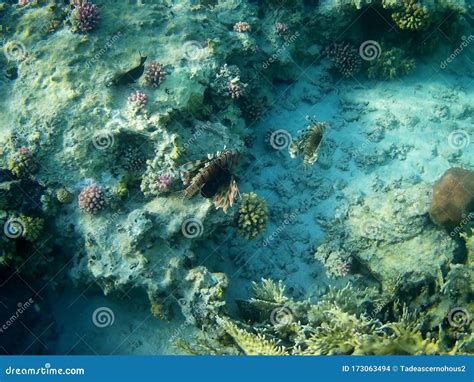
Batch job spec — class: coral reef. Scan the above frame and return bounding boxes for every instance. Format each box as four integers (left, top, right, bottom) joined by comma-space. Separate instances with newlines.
56, 188, 74, 204
78, 184, 106, 214
324, 42, 361, 78
391, 0, 430, 31
237, 192, 269, 240
128, 90, 148, 111
145, 61, 166, 88
178, 280, 471, 355
71, 0, 100, 33
367, 48, 416, 80
429, 168, 474, 230
8, 147, 38, 178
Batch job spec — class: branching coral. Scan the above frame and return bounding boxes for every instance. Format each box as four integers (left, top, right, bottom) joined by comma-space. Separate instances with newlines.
178, 279, 471, 356
391, 0, 429, 31
367, 47, 416, 80
237, 192, 268, 240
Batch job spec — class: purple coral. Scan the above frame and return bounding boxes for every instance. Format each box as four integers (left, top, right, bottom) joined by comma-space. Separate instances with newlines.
72, 0, 100, 33
128, 90, 148, 110
145, 61, 166, 88
78, 184, 106, 214
275, 23, 289, 35
157, 174, 173, 193
228, 81, 244, 99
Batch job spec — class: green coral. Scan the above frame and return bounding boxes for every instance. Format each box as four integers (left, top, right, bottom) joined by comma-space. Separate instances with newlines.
237, 192, 268, 240
367, 47, 416, 80
20, 215, 44, 242
180, 278, 472, 355
391, 0, 430, 31
56, 188, 73, 204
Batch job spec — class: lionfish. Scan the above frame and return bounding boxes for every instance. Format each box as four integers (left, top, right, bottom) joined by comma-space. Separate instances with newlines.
288, 116, 328, 166
180, 149, 240, 213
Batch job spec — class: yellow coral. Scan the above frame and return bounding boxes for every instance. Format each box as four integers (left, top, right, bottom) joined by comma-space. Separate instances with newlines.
217, 317, 287, 355
237, 192, 268, 240
392, 0, 429, 31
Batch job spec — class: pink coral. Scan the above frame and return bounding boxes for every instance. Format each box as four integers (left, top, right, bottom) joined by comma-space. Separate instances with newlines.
157, 174, 173, 193
72, 0, 100, 33
78, 184, 106, 214
128, 90, 148, 110
145, 61, 166, 88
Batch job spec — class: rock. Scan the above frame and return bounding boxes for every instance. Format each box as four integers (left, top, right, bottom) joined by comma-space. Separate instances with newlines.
429, 167, 474, 230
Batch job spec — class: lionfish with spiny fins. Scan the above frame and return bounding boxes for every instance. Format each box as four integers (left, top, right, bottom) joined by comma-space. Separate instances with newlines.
180, 149, 240, 213
288, 116, 328, 166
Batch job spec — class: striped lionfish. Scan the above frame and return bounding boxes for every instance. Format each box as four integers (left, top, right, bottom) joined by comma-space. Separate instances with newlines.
180, 149, 240, 213
288, 116, 328, 166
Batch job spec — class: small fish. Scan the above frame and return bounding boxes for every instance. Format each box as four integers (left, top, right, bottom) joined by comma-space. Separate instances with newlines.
107, 52, 147, 86
289, 116, 328, 166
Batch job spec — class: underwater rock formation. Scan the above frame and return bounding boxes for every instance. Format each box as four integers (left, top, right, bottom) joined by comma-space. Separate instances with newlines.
430, 167, 474, 230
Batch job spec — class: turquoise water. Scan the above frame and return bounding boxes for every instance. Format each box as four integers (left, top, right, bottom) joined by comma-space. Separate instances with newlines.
0, 0, 472, 355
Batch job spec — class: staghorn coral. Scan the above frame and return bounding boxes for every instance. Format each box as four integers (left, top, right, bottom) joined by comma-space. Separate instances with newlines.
367, 47, 416, 80
181, 279, 470, 356
78, 184, 106, 214
216, 316, 287, 355
429, 168, 474, 230
71, 0, 100, 33
325, 42, 361, 78
391, 0, 429, 31
237, 192, 268, 240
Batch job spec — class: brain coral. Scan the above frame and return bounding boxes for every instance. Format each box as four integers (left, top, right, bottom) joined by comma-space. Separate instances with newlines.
429, 167, 474, 230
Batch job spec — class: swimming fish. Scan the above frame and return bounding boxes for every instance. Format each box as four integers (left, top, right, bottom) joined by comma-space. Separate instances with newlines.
180, 149, 240, 213
289, 116, 328, 166
107, 52, 147, 86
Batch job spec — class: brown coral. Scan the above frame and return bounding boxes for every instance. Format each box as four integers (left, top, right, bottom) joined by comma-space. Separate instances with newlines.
429, 167, 474, 230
